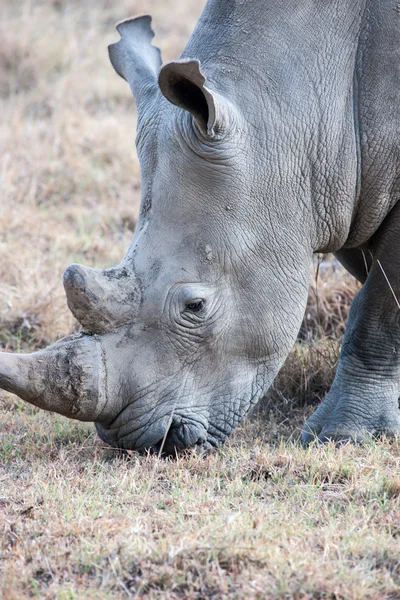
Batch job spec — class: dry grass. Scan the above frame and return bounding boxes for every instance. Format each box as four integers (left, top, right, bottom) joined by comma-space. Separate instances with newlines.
1, 1, 396, 598
2, 406, 400, 599
0, 0, 204, 350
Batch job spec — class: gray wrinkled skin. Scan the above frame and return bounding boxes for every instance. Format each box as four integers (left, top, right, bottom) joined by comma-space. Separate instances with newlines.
0, 0, 399, 451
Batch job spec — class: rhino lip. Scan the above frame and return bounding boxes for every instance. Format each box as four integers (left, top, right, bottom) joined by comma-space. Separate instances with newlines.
152, 418, 208, 456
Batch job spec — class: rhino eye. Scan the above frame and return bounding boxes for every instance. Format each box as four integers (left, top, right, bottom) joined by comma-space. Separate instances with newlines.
185, 299, 205, 313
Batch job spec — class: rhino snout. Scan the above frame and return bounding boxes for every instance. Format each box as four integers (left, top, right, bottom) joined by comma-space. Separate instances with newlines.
95, 412, 211, 455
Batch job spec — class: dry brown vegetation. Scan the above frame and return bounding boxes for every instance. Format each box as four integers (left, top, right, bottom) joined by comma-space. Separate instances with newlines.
1, 1, 398, 599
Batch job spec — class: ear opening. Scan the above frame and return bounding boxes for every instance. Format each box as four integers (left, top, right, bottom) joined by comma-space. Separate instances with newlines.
158, 59, 217, 136
168, 77, 209, 129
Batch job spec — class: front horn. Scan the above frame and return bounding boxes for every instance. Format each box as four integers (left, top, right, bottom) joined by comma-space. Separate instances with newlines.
0, 333, 107, 421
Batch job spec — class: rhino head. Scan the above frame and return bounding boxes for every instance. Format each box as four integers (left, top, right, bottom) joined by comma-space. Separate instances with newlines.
0, 16, 313, 453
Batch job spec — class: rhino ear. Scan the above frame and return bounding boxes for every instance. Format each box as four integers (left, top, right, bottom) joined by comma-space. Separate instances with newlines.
108, 15, 162, 111
158, 59, 221, 137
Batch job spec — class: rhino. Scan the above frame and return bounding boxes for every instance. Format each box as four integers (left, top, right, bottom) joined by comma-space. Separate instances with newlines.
1, 0, 400, 452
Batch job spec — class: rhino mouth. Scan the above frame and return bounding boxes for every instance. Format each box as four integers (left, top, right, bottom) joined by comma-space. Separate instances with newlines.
95, 414, 213, 455
153, 417, 208, 455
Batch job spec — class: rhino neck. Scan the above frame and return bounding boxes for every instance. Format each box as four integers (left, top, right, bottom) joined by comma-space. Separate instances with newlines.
344, 1, 400, 248
183, 0, 366, 71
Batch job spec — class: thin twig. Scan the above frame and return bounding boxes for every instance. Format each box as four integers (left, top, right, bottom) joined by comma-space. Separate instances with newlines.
361, 249, 369, 278
142, 397, 179, 504
314, 254, 323, 336
369, 249, 400, 310
376, 259, 400, 310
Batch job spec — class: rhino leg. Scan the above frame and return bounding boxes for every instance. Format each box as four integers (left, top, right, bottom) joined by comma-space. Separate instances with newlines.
303, 208, 400, 444
334, 247, 372, 284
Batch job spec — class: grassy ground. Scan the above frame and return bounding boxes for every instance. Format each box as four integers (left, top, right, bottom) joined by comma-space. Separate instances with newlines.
1, 1, 399, 599
2, 407, 400, 599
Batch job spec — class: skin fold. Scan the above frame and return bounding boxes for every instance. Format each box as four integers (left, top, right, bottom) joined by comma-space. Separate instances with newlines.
0, 1, 399, 451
